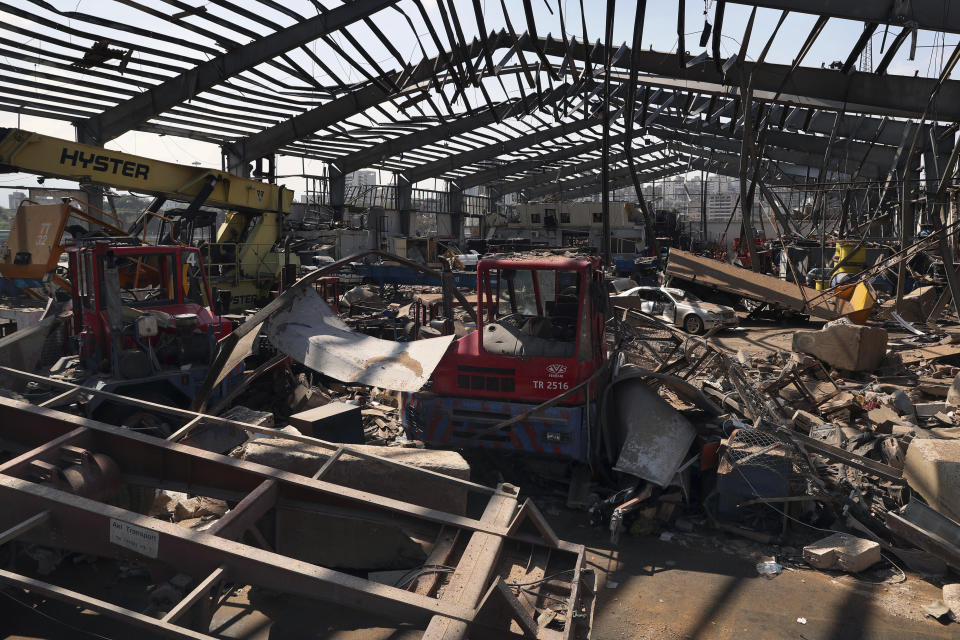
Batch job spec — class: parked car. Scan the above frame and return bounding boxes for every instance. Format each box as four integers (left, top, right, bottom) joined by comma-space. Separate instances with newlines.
614, 285, 739, 334
455, 250, 481, 270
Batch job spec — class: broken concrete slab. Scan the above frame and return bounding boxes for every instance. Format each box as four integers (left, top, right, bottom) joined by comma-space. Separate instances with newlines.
900, 343, 960, 367
792, 324, 888, 372
919, 378, 950, 398
943, 584, 960, 622
173, 496, 228, 522
923, 600, 951, 620
915, 402, 948, 417
885, 285, 937, 323
903, 438, 960, 522
241, 440, 470, 513
947, 373, 960, 407
802, 533, 881, 573
866, 406, 905, 433
240, 439, 470, 570
886, 499, 960, 571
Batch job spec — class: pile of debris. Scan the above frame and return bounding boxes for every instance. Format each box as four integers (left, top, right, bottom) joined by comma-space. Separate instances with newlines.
607, 311, 960, 622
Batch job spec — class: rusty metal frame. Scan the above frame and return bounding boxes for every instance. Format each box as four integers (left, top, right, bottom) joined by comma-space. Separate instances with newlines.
0, 395, 594, 639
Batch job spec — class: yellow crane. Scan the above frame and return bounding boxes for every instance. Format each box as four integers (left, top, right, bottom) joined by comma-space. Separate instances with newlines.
0, 128, 297, 311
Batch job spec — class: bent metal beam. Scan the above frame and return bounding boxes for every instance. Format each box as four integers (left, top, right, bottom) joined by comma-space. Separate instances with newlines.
79, 0, 399, 143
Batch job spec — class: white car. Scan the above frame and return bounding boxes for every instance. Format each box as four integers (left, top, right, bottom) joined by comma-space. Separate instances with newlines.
455, 250, 480, 270
615, 286, 739, 334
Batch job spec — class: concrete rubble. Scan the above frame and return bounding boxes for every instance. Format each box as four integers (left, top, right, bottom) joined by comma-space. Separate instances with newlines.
7, 241, 960, 636
904, 439, 960, 523
791, 323, 889, 372
803, 533, 881, 572
944, 583, 960, 622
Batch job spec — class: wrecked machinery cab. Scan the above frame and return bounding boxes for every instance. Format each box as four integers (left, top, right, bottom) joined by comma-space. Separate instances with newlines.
407, 255, 606, 462
67, 242, 236, 416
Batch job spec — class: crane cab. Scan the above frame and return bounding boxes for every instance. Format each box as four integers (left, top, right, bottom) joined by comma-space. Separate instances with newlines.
68, 242, 231, 376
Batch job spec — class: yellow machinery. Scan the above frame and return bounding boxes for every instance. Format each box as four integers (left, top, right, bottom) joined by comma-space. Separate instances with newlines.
0, 128, 297, 311
833, 241, 867, 274
0, 198, 126, 297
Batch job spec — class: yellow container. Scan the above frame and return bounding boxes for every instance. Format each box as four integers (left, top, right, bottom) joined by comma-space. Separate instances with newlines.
815, 279, 827, 290
834, 241, 866, 274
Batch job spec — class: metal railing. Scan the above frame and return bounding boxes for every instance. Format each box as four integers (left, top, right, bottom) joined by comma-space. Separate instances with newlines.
298, 174, 491, 216
200, 242, 283, 286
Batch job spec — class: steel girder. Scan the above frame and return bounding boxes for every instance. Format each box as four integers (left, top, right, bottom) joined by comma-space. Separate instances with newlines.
650, 105, 904, 168
466, 112, 891, 198
674, 144, 819, 180
649, 126, 882, 179
400, 117, 601, 187
533, 37, 960, 121
228, 31, 516, 169
542, 163, 690, 202
79, 0, 399, 143
459, 140, 669, 192
553, 153, 789, 203
333, 83, 574, 177
729, 1, 960, 34
649, 92, 913, 149
0, 394, 592, 639
343, 86, 911, 193
522, 155, 682, 199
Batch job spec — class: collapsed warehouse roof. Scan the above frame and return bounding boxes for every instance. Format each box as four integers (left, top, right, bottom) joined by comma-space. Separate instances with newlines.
3, 0, 960, 241
7, 2, 960, 637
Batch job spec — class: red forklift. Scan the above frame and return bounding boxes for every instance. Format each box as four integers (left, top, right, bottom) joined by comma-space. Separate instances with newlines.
406, 254, 607, 462
67, 240, 239, 427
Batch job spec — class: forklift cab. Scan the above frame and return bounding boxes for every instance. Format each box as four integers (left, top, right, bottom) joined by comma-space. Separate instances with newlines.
481, 264, 586, 359
68, 242, 231, 374
430, 255, 605, 405
409, 255, 606, 462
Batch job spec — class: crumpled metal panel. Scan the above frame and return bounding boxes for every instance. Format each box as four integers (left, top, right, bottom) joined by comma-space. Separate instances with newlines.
612, 378, 696, 486
265, 287, 453, 392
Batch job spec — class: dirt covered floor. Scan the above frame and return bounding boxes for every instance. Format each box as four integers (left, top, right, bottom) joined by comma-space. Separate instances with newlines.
1, 508, 955, 640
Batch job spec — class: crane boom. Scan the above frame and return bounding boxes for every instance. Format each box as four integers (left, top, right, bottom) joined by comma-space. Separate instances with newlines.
0, 128, 292, 214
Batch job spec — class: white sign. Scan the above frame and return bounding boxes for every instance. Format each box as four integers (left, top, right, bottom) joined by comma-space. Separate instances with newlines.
109, 519, 159, 558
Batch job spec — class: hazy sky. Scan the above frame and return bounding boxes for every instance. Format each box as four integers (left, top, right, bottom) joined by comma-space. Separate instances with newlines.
1, 0, 956, 201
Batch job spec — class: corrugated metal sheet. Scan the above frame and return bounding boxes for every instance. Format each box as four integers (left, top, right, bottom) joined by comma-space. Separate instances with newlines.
265, 287, 453, 392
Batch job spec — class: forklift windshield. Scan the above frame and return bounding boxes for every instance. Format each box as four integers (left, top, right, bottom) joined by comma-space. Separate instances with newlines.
115, 252, 176, 306
482, 267, 581, 358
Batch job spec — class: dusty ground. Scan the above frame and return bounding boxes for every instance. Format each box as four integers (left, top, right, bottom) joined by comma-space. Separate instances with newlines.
569, 524, 956, 640
2, 512, 956, 640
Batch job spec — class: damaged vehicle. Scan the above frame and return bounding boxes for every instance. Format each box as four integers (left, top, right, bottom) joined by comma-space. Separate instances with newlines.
615, 285, 738, 334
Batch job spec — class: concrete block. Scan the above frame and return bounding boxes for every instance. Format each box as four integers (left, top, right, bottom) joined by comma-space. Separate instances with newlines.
288, 401, 362, 442
897, 286, 938, 323
943, 583, 960, 622
792, 324, 888, 372
803, 533, 881, 573
802, 544, 838, 570
904, 438, 960, 522
947, 373, 960, 407
240, 439, 470, 570
916, 402, 948, 418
